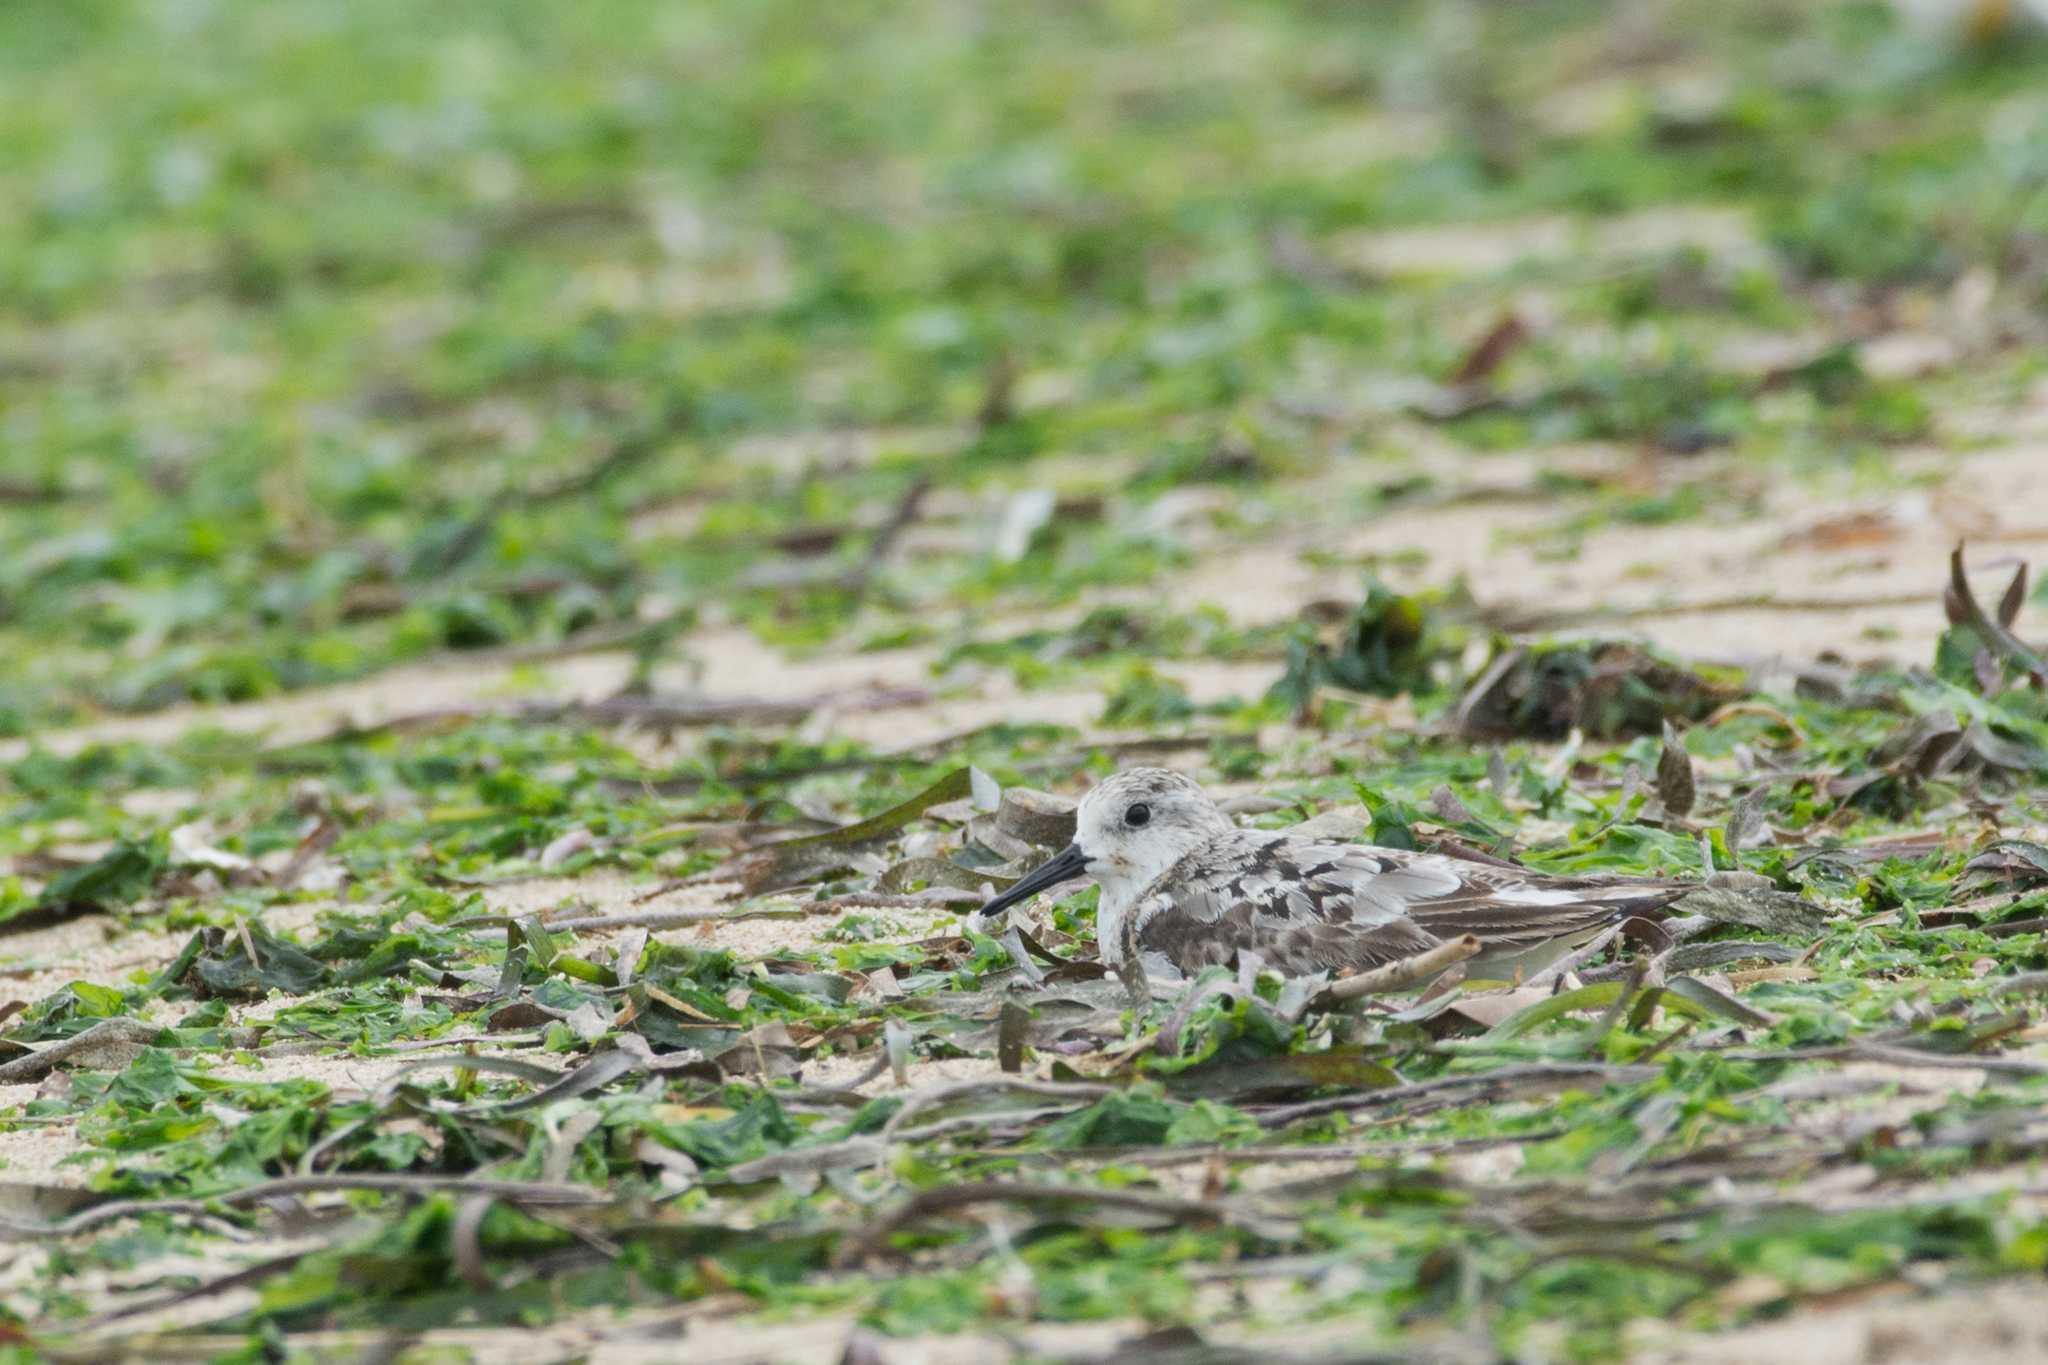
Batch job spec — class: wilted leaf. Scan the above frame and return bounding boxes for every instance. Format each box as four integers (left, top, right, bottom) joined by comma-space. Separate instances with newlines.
755, 966, 859, 1005
999, 1002, 1030, 1074
513, 915, 562, 972
1725, 786, 1766, 851
1838, 709, 2045, 812
1657, 723, 1696, 818
1658, 974, 1777, 1028
1962, 841, 2048, 885
564, 1001, 612, 1042
994, 787, 1078, 848
4, 982, 132, 1044
1870, 710, 1964, 777
875, 858, 1000, 896
1959, 720, 2044, 775
1432, 985, 1554, 1032
1998, 563, 2028, 628
1429, 785, 1474, 825
994, 488, 1056, 563
712, 1022, 804, 1078
487, 1002, 558, 1032
168, 823, 254, 874
185, 924, 328, 997
1619, 761, 1645, 809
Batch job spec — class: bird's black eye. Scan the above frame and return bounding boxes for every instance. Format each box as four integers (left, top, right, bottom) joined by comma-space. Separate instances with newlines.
1125, 803, 1151, 828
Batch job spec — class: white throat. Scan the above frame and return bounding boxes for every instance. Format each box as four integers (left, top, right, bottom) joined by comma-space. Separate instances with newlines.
1090, 867, 1144, 965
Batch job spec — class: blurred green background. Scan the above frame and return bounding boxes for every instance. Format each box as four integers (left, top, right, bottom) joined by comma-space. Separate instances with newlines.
5, 0, 2048, 733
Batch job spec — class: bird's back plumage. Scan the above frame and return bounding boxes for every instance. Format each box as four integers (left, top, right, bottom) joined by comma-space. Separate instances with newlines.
1126, 828, 1687, 977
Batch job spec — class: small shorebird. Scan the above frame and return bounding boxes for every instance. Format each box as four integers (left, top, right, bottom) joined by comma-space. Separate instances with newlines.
977, 768, 1694, 980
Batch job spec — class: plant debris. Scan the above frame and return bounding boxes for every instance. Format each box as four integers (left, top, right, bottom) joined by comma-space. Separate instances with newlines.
1457, 642, 1746, 739
1270, 579, 1466, 718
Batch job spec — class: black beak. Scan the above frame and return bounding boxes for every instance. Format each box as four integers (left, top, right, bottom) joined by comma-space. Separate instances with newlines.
977, 843, 1090, 921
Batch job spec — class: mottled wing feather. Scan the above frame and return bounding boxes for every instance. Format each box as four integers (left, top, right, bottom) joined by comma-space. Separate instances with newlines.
1132, 832, 1692, 976
1373, 848, 1691, 946
1137, 887, 1441, 976
1164, 833, 1441, 928
1135, 832, 1448, 975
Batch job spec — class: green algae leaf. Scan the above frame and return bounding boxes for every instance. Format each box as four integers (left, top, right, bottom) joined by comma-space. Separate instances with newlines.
1037, 1088, 1179, 1149
186, 925, 329, 997
16, 832, 171, 927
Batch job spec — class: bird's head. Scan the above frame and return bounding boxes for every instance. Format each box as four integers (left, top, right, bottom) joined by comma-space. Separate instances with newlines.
977, 767, 1232, 919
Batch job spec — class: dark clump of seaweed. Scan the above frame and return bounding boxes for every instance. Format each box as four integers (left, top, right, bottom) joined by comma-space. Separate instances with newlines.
1455, 640, 1745, 740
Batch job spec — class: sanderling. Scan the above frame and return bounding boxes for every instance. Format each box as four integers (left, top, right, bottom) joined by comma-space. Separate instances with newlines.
977, 767, 1692, 981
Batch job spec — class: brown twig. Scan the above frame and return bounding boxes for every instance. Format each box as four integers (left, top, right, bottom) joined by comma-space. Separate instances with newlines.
64, 1250, 315, 1331
0, 477, 71, 505
0, 1018, 164, 1083
964, 1132, 1577, 1174
839, 1179, 1292, 1265
292, 685, 931, 749
836, 476, 932, 599
596, 884, 978, 921
1721, 1041, 2048, 1077
267, 687, 934, 764
1255, 1061, 1659, 1129
878, 1077, 1116, 1141
417, 399, 692, 577
450, 1194, 498, 1292
1449, 312, 1530, 387
1319, 935, 1481, 1003
0, 1174, 608, 1240
1491, 588, 1940, 634
596, 727, 1232, 800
